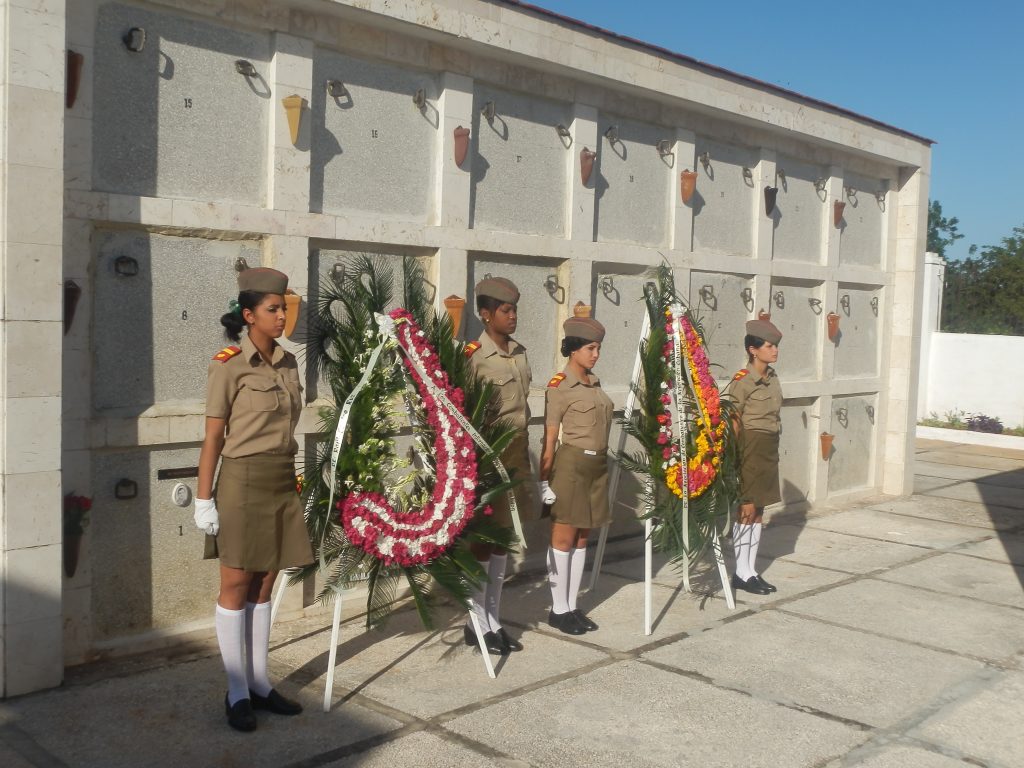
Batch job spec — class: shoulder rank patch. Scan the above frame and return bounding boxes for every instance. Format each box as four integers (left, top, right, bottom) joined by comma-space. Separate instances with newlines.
464, 341, 481, 358
732, 368, 749, 381
212, 345, 242, 363
547, 373, 566, 388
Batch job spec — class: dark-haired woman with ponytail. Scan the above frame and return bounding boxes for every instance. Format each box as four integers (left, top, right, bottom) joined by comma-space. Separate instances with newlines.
194, 267, 313, 732
540, 314, 612, 635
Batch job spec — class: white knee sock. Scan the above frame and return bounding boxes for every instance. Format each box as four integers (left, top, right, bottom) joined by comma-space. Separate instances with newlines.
733, 523, 755, 580
547, 547, 571, 614
246, 601, 273, 697
567, 546, 586, 611
485, 554, 507, 631
467, 559, 490, 632
748, 523, 763, 578
216, 604, 249, 705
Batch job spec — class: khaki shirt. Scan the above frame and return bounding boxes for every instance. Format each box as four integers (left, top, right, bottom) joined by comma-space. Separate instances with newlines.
544, 368, 614, 451
728, 365, 783, 434
205, 335, 303, 458
468, 332, 532, 430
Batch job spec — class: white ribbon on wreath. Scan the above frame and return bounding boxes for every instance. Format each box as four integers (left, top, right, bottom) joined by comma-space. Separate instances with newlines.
321, 312, 524, 570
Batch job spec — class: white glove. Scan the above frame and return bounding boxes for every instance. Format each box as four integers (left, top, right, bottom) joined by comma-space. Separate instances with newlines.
540, 481, 557, 505
194, 498, 219, 536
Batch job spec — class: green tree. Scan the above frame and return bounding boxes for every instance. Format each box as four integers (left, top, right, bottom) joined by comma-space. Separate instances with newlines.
927, 199, 963, 258
942, 225, 1024, 335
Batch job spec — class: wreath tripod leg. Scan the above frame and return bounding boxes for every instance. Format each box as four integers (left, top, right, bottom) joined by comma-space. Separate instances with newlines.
323, 592, 345, 712
467, 611, 496, 679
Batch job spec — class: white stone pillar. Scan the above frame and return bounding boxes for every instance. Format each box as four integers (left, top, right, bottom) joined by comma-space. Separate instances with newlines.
882, 165, 930, 495
0, 0, 67, 696
916, 251, 945, 419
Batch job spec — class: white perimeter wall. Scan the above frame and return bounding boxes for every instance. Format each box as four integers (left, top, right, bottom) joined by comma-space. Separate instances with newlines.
918, 252, 1024, 427
922, 333, 1024, 428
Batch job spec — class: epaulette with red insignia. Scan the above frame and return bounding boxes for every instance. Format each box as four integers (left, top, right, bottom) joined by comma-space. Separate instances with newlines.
732, 369, 749, 381
547, 373, 566, 388
212, 345, 242, 362
464, 341, 481, 358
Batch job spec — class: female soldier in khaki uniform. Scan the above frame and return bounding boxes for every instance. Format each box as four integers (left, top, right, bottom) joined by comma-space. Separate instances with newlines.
193, 267, 314, 732
727, 319, 784, 596
540, 315, 613, 635
464, 277, 536, 654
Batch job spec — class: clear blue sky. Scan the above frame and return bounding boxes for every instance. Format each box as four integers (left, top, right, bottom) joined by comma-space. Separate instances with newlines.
532, 1, 1022, 261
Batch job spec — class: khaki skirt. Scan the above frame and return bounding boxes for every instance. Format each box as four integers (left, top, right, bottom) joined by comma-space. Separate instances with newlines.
549, 444, 610, 529
490, 433, 539, 529
205, 454, 314, 571
739, 430, 781, 508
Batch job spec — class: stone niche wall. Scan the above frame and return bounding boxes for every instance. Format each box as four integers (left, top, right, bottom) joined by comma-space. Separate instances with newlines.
465, 255, 562, 378
837, 170, 888, 268
90, 446, 217, 640
779, 398, 817, 503
771, 155, 827, 263
594, 115, 672, 247
92, 230, 263, 413
311, 49, 439, 219
592, 268, 650, 391
470, 86, 571, 237
833, 283, 882, 379
827, 393, 878, 492
691, 138, 757, 257
688, 271, 754, 380
766, 279, 825, 382
93, 2, 269, 205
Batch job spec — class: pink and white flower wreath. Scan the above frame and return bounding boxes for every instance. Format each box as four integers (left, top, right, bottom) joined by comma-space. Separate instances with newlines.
338, 309, 485, 567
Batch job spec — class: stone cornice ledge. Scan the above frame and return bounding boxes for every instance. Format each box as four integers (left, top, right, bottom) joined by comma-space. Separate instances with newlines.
306, 0, 931, 165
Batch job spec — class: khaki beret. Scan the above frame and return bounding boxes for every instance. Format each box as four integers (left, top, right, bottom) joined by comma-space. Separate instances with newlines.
474, 276, 520, 305
238, 267, 288, 295
563, 316, 605, 343
745, 319, 782, 345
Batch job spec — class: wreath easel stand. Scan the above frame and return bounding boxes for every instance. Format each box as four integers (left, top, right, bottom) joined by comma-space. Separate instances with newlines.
270, 313, 521, 710
587, 304, 735, 636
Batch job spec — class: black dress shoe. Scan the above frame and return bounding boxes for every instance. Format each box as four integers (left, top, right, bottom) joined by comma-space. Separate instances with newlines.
548, 610, 586, 635
571, 609, 598, 632
225, 694, 257, 732
496, 627, 523, 652
731, 574, 771, 595
249, 688, 302, 716
753, 574, 777, 593
464, 623, 508, 654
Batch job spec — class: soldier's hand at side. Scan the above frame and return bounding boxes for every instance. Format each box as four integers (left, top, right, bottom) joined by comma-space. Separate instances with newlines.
194, 498, 219, 536
540, 481, 557, 505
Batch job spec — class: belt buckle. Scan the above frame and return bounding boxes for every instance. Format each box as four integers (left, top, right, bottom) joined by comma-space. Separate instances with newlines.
584, 449, 597, 456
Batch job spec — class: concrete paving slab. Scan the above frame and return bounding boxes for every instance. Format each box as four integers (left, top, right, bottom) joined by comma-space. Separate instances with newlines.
804, 508, 989, 550
2, 656, 400, 768
321, 730, 514, 767
756, 524, 927, 574
824, 743, 972, 768
914, 449, 1024, 473
644, 611, 985, 729
913, 476, 1024, 510
915, 460, 1024, 489
866, 496, 1023, 531
955, 533, 1024, 565
879, 553, 1024, 609
785, 579, 1024, 662
602, 551, 850, 601
937, 443, 1024, 460
502, 573, 736, 652
445, 660, 867, 767
273, 601, 608, 719
912, 670, 1024, 767
0, 738, 35, 768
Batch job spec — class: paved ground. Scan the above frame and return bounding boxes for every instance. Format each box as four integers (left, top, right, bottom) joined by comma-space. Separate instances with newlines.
2, 438, 1022, 768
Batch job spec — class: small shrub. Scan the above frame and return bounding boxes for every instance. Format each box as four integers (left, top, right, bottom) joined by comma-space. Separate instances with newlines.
966, 413, 1003, 434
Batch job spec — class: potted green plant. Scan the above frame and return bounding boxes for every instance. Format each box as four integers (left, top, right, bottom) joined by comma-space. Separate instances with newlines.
63, 493, 92, 578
